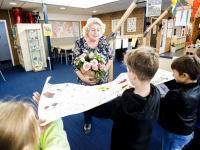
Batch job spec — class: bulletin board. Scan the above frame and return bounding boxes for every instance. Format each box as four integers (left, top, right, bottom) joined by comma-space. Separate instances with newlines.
49, 21, 80, 38
127, 18, 136, 32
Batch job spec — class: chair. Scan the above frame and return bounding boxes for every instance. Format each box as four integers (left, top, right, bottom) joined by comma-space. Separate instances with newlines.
57, 49, 65, 64
58, 49, 73, 65
0, 70, 6, 81
67, 50, 73, 62
51, 47, 58, 61
52, 48, 58, 61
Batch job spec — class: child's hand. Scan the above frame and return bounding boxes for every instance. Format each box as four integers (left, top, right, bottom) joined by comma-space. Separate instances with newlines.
33, 92, 41, 104
38, 119, 51, 134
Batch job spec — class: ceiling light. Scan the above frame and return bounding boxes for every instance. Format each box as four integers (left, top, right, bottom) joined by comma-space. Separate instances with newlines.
93, 11, 97, 13
10, 3, 17, 5
187, 4, 190, 5
60, 7, 65, 9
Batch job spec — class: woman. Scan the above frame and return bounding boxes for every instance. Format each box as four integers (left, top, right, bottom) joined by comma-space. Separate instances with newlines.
72, 17, 113, 135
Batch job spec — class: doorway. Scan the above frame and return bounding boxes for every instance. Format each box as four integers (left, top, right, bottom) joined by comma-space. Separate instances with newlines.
0, 20, 14, 68
150, 18, 158, 48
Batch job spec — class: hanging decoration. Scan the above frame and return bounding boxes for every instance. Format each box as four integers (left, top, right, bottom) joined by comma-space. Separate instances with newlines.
172, 0, 179, 17
180, 6, 184, 22
193, 0, 200, 21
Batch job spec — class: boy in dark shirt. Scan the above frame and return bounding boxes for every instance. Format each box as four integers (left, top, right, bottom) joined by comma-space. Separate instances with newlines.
88, 47, 161, 150
157, 53, 200, 150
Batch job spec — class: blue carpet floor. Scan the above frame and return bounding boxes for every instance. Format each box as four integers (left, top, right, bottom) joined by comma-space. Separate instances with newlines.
0, 61, 162, 150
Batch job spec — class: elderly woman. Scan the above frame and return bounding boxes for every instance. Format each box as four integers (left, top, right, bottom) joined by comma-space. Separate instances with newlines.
72, 18, 113, 135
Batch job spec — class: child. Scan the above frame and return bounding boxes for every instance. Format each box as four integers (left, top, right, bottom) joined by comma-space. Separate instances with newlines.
157, 53, 200, 150
187, 49, 200, 150
0, 95, 71, 150
87, 47, 160, 150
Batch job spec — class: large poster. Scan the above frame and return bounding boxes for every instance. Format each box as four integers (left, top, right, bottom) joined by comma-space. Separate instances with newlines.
39, 69, 173, 126
49, 21, 79, 38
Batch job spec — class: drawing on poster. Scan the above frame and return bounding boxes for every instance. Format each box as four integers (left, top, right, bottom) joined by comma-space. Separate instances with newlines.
146, 0, 162, 17
38, 69, 174, 126
127, 18, 136, 32
49, 21, 79, 38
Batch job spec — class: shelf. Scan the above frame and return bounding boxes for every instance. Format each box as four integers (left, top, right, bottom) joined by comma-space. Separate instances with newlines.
30, 50, 40, 52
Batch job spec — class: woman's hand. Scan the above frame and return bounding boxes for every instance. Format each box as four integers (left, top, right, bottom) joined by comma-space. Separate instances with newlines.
80, 76, 96, 85
32, 92, 41, 104
38, 119, 51, 134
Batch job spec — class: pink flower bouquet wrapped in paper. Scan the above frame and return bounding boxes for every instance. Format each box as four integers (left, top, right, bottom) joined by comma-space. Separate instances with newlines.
74, 51, 106, 83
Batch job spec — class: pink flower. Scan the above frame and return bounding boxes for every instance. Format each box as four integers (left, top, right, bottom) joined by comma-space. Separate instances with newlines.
89, 52, 94, 58
92, 65, 98, 71
80, 57, 85, 62
100, 65, 104, 71
90, 59, 98, 66
83, 62, 91, 71
82, 53, 87, 57
98, 62, 102, 67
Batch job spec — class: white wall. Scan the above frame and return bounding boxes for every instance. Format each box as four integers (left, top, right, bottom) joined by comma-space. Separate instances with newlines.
39, 12, 91, 21
39, 13, 92, 58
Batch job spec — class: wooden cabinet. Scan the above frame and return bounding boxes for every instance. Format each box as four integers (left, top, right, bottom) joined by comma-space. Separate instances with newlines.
14, 24, 47, 72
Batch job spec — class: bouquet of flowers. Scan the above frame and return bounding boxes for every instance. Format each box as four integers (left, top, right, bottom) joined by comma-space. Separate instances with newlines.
74, 50, 106, 83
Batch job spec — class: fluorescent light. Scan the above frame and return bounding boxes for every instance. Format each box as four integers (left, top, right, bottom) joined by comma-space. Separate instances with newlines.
187, 4, 190, 5
93, 11, 97, 13
10, 3, 17, 5
60, 7, 65, 9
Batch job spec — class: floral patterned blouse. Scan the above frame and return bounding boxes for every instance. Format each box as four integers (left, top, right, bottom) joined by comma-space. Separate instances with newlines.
72, 35, 114, 86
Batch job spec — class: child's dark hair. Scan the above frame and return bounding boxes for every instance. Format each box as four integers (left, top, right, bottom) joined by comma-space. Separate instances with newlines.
171, 52, 200, 80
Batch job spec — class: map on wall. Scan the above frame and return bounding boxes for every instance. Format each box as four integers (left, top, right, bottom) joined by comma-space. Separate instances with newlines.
48, 21, 79, 38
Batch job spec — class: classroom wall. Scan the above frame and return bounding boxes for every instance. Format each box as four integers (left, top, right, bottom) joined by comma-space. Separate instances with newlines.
33, 13, 91, 58
92, 8, 145, 46
0, 9, 91, 64
93, 9, 172, 53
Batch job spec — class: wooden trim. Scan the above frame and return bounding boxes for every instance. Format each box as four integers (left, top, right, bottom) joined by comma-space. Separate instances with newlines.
185, 0, 193, 7
177, 6, 192, 10
143, 37, 146, 46
109, 40, 113, 82
116, 34, 143, 39
25, 29, 40, 30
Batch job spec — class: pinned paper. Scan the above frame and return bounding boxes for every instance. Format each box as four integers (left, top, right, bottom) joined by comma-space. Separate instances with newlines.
131, 38, 138, 47
122, 38, 128, 48
115, 39, 122, 49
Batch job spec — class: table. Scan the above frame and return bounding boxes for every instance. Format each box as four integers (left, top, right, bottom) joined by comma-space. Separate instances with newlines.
52, 44, 75, 65
186, 44, 200, 54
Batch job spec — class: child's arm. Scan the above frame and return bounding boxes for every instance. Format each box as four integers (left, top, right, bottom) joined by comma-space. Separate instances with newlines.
87, 96, 123, 120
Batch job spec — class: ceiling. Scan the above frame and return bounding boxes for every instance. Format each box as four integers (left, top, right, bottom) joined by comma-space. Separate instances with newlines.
0, 0, 189, 16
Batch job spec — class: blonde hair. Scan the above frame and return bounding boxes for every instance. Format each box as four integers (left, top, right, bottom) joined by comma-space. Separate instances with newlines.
124, 46, 159, 81
0, 101, 40, 150
83, 17, 106, 38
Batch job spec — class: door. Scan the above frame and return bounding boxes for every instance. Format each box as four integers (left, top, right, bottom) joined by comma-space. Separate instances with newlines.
0, 22, 11, 61
150, 18, 157, 48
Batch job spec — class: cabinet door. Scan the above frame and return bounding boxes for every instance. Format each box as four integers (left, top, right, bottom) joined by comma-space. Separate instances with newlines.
0, 22, 11, 61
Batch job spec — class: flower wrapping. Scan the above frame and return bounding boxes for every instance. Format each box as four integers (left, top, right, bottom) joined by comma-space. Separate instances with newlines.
74, 51, 106, 83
